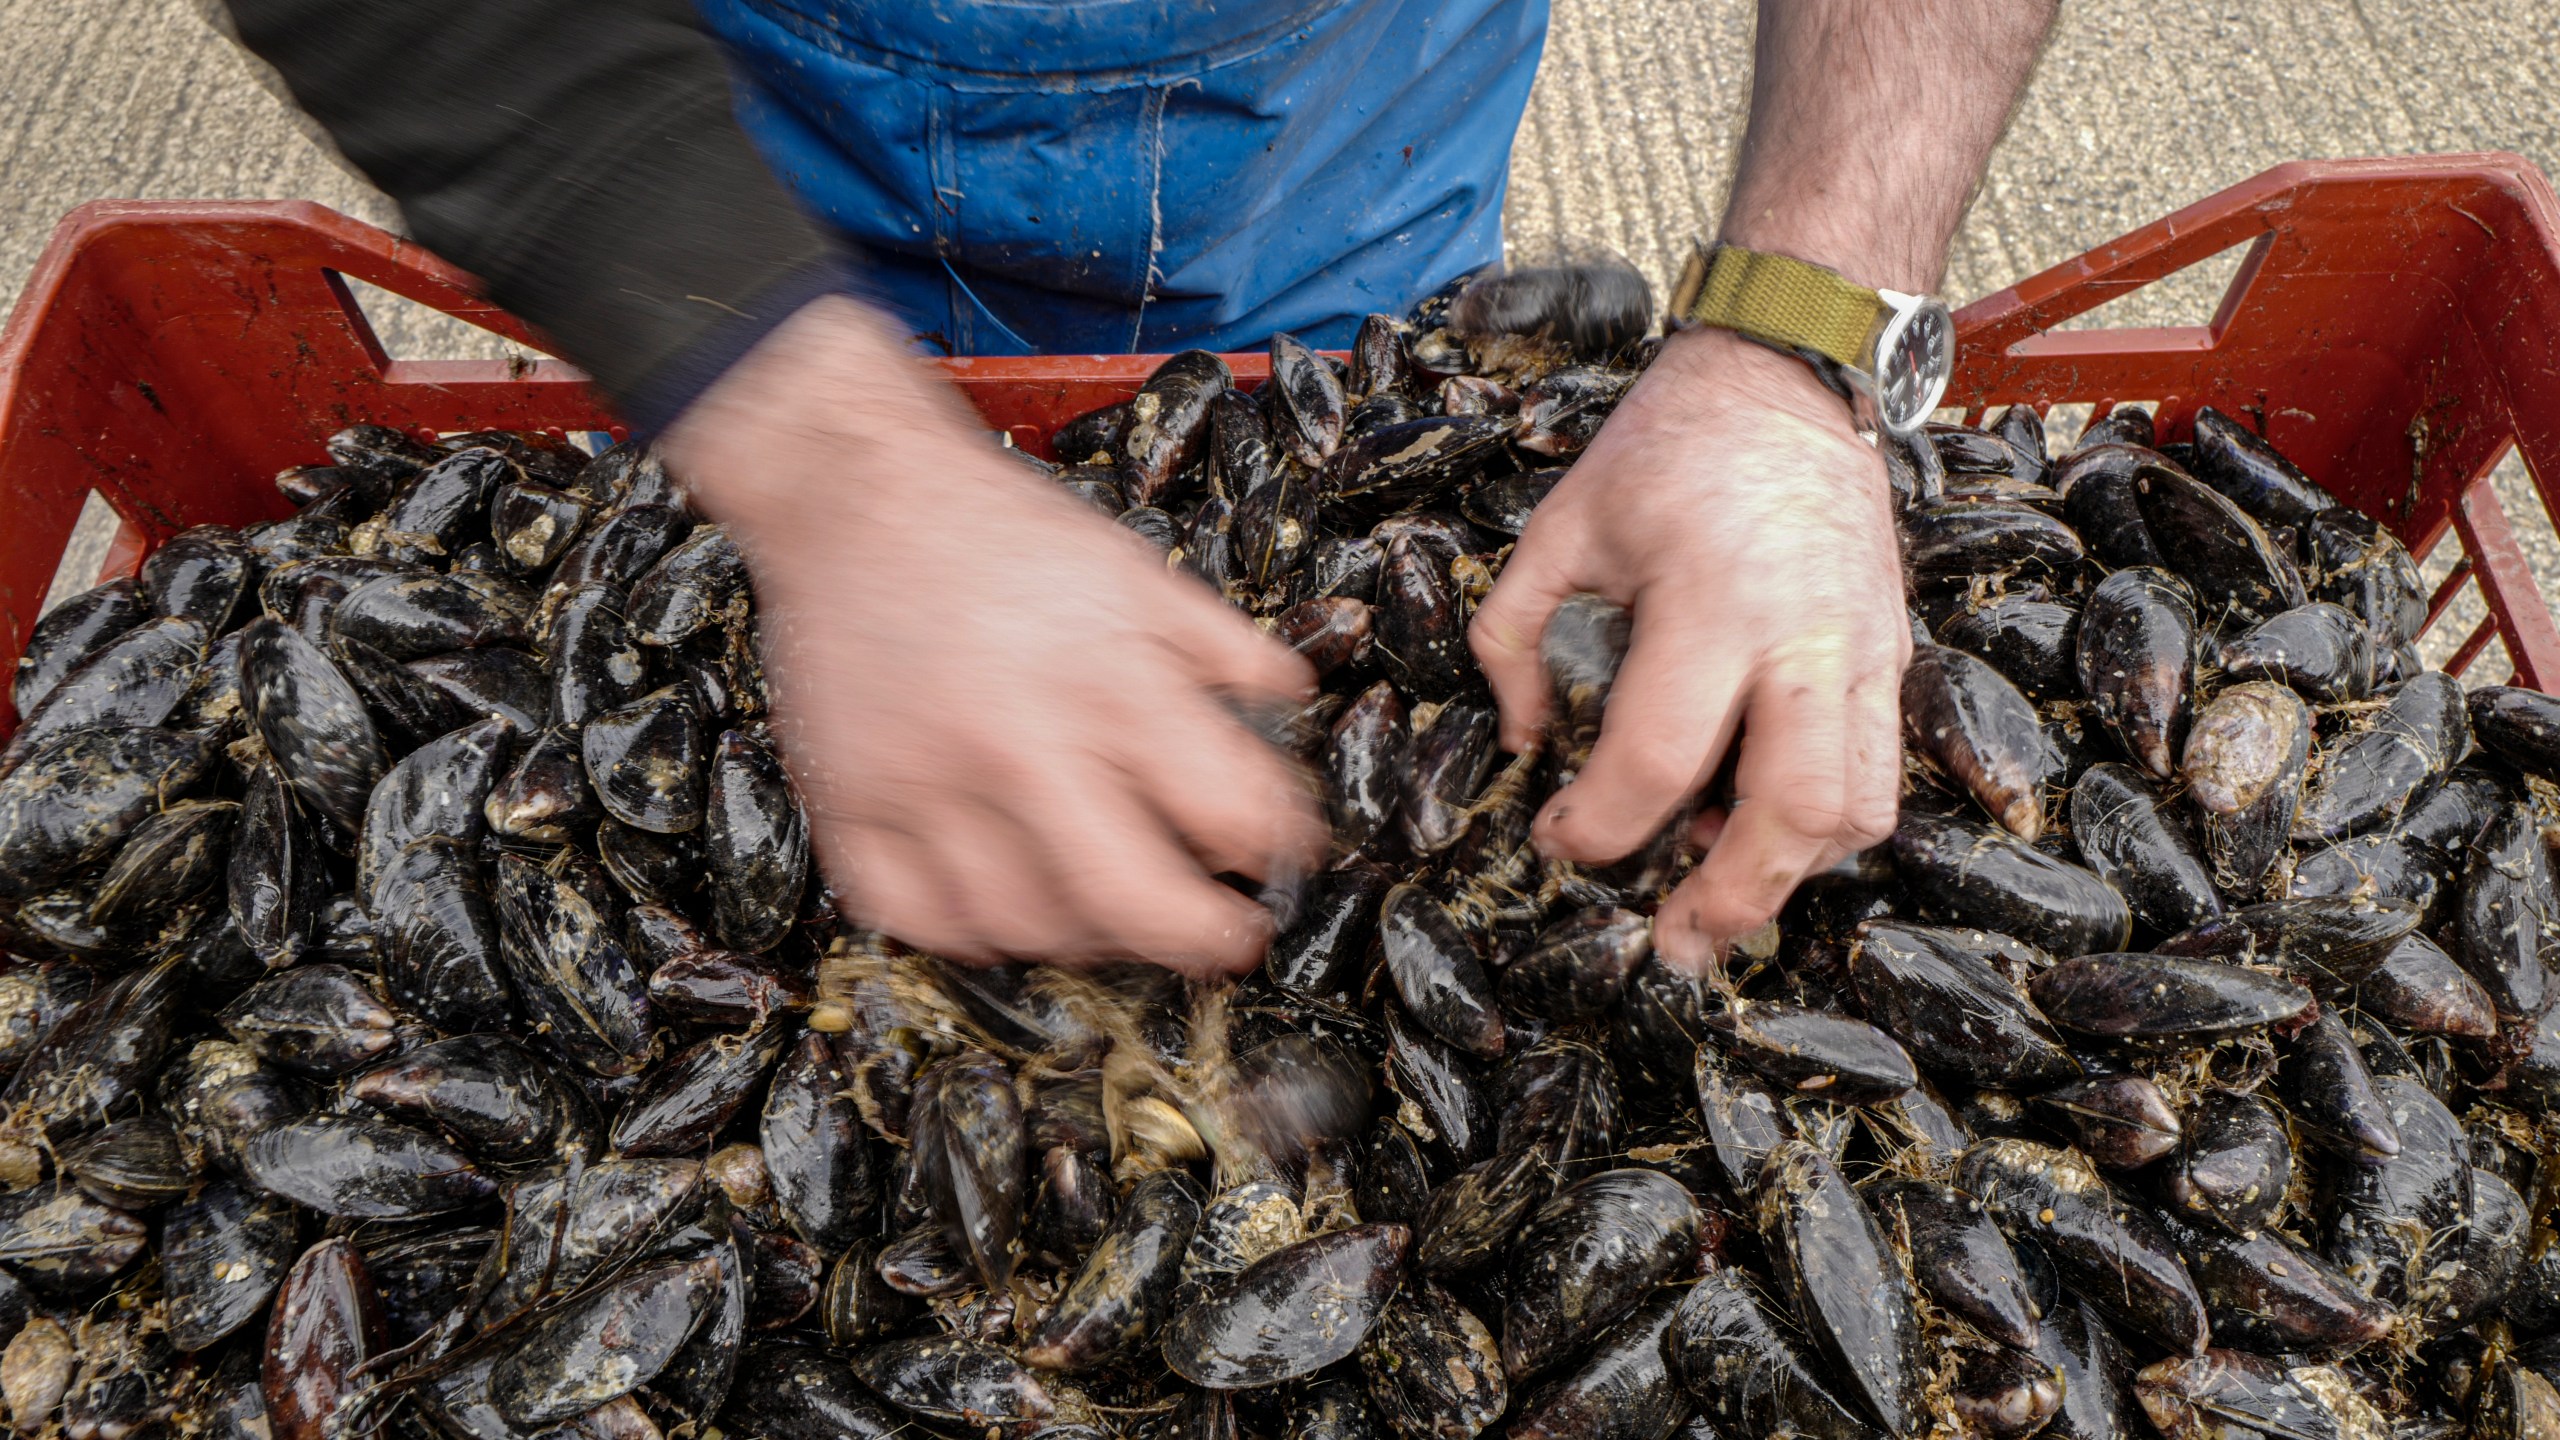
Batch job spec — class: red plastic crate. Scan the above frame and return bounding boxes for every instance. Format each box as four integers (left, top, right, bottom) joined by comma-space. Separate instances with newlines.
4, 156, 2560, 739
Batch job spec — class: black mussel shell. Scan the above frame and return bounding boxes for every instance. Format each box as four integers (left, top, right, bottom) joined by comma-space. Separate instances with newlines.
610, 1022, 793, 1157
1506, 1287, 1685, 1438
1904, 643, 2055, 841
1124, 350, 1232, 505
485, 724, 600, 841
330, 570, 528, 660
2188, 406, 2337, 526
491, 1250, 724, 1428
2070, 763, 2220, 937
1669, 1264, 1884, 1440
704, 728, 808, 952
2294, 672, 2469, 842
11, 577, 146, 718
1161, 1222, 1410, 1389
218, 964, 398, 1078
346, 1032, 591, 1167
848, 1334, 1056, 1429
229, 760, 325, 969
1848, 920, 2079, 1088
406, 645, 549, 733
1939, 595, 2079, 702
161, 1179, 298, 1351
1866, 1175, 2041, 1349
1756, 1141, 1922, 1434
1326, 681, 1408, 858
2134, 464, 2307, 625
329, 630, 465, 746
0, 614, 207, 777
371, 835, 515, 1034
1380, 883, 1504, 1059
2280, 1010, 2401, 1159
629, 524, 748, 645
1504, 1168, 1699, 1381
1021, 1169, 1203, 1372
2467, 684, 2560, 779
908, 1049, 1027, 1290
262, 1236, 382, 1440
1500, 904, 1652, 1022
378, 446, 512, 564
2455, 804, 2556, 1020
492, 851, 654, 1075
2354, 932, 2495, 1039
488, 476, 592, 573
2075, 566, 2196, 781
2029, 953, 2309, 1042
239, 1115, 493, 1218
725, 1343, 904, 1439
1323, 415, 1509, 515
1712, 1001, 1916, 1105
88, 797, 236, 929
2052, 442, 2169, 567
2325, 1073, 2468, 1308
1266, 863, 1391, 995
2219, 602, 2372, 704
57, 1113, 193, 1209
1890, 812, 2130, 957
544, 579, 650, 729
470, 1156, 705, 1326
583, 683, 709, 832
355, 714, 511, 896
1958, 1137, 2207, 1354
241, 617, 386, 836
2155, 895, 2418, 996
2134, 1350, 2378, 1440
761, 1031, 878, 1252
0, 727, 217, 901
1904, 502, 2084, 588
140, 525, 253, 629
2163, 1092, 2293, 1237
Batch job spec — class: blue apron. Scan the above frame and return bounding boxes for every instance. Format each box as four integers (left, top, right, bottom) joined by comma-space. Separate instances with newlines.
692, 0, 1550, 355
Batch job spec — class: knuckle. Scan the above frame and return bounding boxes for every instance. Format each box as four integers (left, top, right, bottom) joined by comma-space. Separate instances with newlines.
1612, 733, 1703, 797
1780, 796, 1848, 842
1840, 800, 1900, 850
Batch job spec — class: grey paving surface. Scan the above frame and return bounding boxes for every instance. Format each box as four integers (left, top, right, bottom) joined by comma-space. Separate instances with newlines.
4, 0, 2559, 669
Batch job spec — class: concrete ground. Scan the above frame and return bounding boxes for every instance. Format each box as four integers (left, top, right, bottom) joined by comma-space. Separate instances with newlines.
3, 0, 2558, 669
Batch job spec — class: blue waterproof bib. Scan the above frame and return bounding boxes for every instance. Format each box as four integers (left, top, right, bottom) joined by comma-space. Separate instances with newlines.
693, 0, 1550, 354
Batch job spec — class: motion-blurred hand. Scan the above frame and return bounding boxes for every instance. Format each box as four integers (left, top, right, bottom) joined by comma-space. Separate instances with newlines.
665, 298, 1327, 977
1471, 326, 1910, 973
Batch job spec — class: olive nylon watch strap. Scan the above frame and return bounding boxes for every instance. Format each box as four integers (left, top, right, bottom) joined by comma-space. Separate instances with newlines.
1673, 245, 1889, 371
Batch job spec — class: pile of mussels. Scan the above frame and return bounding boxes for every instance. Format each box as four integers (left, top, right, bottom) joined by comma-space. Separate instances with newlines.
9, 265, 2560, 1440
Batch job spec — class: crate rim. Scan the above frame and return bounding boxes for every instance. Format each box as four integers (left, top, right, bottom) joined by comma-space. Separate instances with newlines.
6, 153, 2560, 695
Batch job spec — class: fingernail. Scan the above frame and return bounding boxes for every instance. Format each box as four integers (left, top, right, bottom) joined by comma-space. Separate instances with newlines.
1725, 920, 1782, 962
1654, 918, 1715, 976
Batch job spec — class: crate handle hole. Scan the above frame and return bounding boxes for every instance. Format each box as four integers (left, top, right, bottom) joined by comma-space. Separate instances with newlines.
39, 490, 147, 618
327, 272, 555, 366
2031, 235, 2267, 340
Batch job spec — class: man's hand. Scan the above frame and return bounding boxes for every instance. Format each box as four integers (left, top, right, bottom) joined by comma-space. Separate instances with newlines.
665, 298, 1327, 977
1472, 328, 1909, 972
1471, 0, 2057, 972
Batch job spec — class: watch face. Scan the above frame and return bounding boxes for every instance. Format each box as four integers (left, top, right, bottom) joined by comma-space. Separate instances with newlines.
1875, 298, 1954, 436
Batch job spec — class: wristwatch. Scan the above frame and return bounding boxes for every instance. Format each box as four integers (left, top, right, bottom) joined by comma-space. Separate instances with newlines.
1669, 243, 1954, 439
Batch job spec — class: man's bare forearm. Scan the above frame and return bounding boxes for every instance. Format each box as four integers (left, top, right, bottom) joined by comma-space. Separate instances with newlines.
1720, 0, 2058, 294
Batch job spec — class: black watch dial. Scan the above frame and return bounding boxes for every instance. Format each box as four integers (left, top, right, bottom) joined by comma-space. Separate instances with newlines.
1876, 298, 1954, 436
